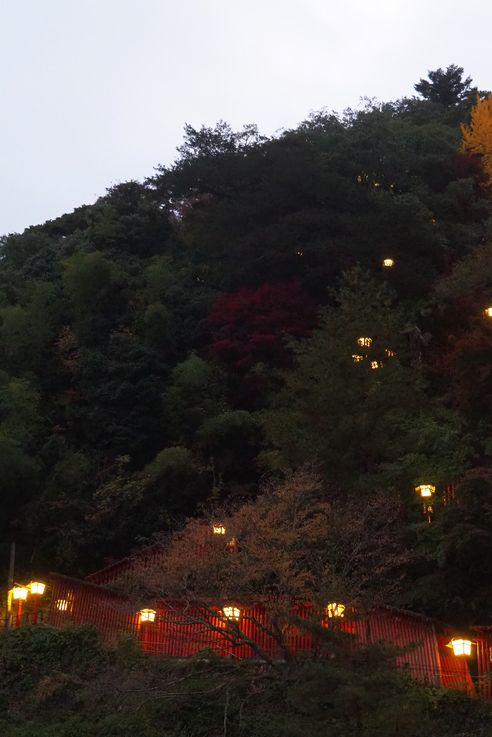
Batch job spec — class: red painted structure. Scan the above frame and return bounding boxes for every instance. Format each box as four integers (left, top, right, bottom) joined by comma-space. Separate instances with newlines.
474, 627, 492, 700
34, 537, 492, 697
44, 571, 485, 695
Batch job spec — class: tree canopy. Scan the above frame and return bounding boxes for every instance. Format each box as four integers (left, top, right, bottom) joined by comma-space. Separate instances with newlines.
1, 65, 492, 630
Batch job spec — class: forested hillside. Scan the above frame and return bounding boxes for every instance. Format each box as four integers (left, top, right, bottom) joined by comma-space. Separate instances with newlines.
2, 65, 492, 626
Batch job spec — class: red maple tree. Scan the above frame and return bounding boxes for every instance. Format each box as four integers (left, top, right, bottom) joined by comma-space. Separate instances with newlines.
208, 281, 317, 371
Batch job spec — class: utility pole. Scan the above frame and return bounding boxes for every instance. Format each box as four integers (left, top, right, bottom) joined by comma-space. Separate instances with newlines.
5, 542, 15, 629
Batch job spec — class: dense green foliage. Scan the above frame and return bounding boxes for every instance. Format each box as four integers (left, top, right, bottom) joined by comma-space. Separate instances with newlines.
1, 65, 492, 629
1, 626, 492, 737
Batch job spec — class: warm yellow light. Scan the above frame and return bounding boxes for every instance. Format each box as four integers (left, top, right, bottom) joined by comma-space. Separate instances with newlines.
139, 608, 156, 623
352, 354, 364, 363
385, 348, 396, 358
213, 524, 226, 535
448, 638, 472, 656
29, 581, 46, 596
415, 484, 435, 499
326, 602, 345, 618
382, 258, 394, 268
370, 360, 380, 370
357, 337, 372, 347
12, 586, 28, 601
484, 307, 492, 318
56, 599, 69, 611
222, 606, 241, 621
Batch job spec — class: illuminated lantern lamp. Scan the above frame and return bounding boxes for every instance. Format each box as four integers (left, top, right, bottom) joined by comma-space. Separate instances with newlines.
382, 258, 394, 268
212, 524, 226, 535
385, 348, 396, 358
29, 581, 46, 624
12, 586, 28, 601
29, 581, 45, 595
222, 605, 241, 621
139, 608, 156, 624
12, 586, 29, 628
370, 360, 382, 370
484, 306, 492, 318
352, 354, 364, 363
415, 484, 435, 499
447, 638, 472, 656
415, 484, 436, 524
357, 337, 372, 347
139, 608, 156, 652
326, 602, 345, 618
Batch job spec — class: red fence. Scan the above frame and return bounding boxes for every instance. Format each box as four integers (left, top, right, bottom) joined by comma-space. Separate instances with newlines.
43, 573, 486, 695
474, 627, 492, 700
47, 574, 139, 640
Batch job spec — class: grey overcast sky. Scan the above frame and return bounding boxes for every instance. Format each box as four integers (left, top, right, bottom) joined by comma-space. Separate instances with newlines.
0, 0, 490, 236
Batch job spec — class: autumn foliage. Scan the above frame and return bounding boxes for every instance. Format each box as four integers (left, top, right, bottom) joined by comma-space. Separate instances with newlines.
208, 281, 316, 370
461, 94, 492, 184
128, 470, 411, 665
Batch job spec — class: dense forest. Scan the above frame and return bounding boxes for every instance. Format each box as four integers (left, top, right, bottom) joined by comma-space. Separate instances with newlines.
2, 64, 492, 633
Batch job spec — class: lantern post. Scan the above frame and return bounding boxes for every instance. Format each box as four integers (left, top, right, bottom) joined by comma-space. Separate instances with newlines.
415, 484, 436, 523
139, 608, 156, 652
12, 586, 29, 628
28, 581, 46, 624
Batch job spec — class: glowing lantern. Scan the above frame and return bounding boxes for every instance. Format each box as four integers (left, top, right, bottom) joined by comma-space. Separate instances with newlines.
370, 360, 381, 370
484, 307, 492, 318
139, 608, 157, 651
222, 606, 241, 621
29, 581, 46, 624
357, 337, 372, 347
448, 638, 472, 656
29, 581, 45, 596
12, 586, 28, 601
213, 524, 226, 535
385, 348, 396, 358
326, 602, 345, 618
415, 484, 435, 499
382, 258, 394, 268
139, 608, 156, 623
352, 354, 364, 363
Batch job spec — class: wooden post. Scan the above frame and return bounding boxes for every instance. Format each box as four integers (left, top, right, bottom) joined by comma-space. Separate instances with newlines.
5, 542, 15, 629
